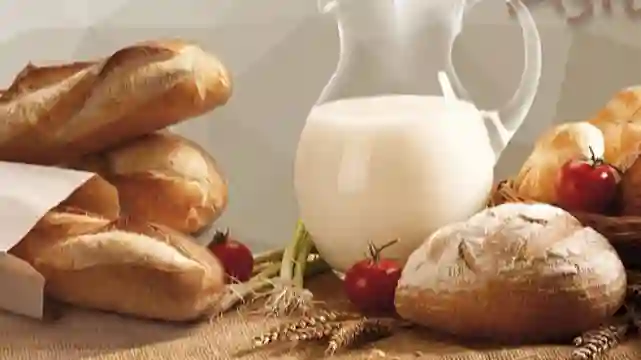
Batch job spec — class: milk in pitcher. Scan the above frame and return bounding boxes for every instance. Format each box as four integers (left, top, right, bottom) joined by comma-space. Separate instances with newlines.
294, 95, 495, 272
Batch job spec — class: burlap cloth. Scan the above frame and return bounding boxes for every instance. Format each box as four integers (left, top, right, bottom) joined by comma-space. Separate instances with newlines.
1, 274, 640, 360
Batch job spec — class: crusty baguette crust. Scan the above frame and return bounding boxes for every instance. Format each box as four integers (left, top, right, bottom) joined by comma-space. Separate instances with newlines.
0, 39, 232, 165
10, 211, 226, 321
10, 209, 111, 266
0, 61, 96, 101
72, 132, 228, 233
57, 175, 120, 220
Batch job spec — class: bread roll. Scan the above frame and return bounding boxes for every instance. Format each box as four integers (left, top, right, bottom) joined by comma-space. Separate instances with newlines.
589, 86, 641, 125
514, 122, 605, 204
0, 39, 232, 165
395, 203, 626, 343
10, 210, 226, 321
589, 118, 641, 172
583, 87, 641, 215
72, 132, 227, 234
57, 175, 120, 220
588, 86, 641, 171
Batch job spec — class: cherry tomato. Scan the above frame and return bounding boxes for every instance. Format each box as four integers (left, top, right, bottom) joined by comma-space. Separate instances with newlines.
556, 148, 620, 214
207, 228, 254, 283
343, 239, 402, 315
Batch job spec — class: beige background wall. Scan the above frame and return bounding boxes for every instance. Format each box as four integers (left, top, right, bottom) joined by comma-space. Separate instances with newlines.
2, 0, 639, 250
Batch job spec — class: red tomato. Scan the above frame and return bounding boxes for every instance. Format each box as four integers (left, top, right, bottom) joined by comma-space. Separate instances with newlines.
556, 151, 620, 214
343, 239, 402, 315
207, 228, 254, 283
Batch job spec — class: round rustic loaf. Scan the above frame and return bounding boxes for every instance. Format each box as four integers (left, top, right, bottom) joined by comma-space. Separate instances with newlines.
394, 203, 626, 343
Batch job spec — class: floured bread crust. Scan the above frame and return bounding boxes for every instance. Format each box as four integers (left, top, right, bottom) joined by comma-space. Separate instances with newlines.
395, 203, 626, 343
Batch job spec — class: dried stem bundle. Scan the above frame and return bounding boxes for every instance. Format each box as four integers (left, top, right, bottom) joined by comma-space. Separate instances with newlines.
210, 242, 328, 316
289, 322, 341, 342
571, 322, 629, 360
262, 220, 318, 317
253, 310, 355, 347
247, 308, 404, 356
325, 317, 399, 356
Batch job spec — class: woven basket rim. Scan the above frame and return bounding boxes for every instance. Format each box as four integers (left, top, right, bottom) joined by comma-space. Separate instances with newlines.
489, 179, 631, 222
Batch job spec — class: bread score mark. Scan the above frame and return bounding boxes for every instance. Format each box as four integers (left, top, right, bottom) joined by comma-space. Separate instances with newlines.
53, 43, 229, 141
35, 230, 202, 272
0, 66, 94, 143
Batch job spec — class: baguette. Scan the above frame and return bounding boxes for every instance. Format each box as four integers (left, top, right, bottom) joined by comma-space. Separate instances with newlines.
72, 132, 227, 233
0, 39, 232, 165
57, 175, 120, 220
9, 210, 226, 321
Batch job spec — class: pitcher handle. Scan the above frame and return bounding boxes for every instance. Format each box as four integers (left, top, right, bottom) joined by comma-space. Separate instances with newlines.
451, 0, 542, 161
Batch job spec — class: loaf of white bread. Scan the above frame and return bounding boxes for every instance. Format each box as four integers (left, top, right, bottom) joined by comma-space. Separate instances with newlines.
0, 39, 232, 166
58, 174, 121, 220
71, 132, 228, 234
9, 208, 226, 322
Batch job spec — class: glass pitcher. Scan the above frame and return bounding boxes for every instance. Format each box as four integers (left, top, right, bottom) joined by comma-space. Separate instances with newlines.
294, 0, 542, 273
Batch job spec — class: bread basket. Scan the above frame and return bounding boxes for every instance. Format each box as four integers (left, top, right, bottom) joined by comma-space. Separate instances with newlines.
489, 179, 641, 269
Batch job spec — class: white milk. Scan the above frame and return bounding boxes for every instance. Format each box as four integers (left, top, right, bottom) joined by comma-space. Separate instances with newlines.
294, 95, 495, 273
